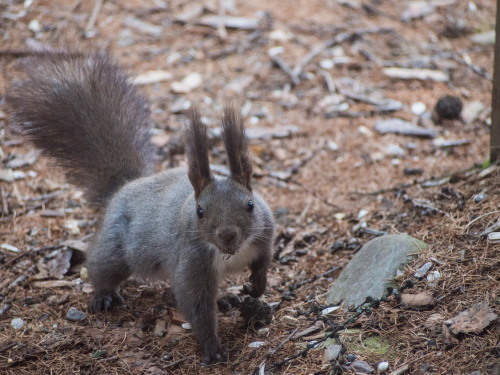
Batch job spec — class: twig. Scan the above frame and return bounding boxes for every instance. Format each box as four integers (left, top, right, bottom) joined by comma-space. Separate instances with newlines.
270, 54, 300, 85
267, 327, 300, 357
276, 266, 339, 309
163, 355, 196, 369
84, 0, 104, 37
210, 31, 262, 59
291, 27, 393, 84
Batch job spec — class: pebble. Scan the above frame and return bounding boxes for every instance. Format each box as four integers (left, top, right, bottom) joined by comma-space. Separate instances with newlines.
319, 59, 334, 69
133, 70, 173, 85
414, 261, 433, 278
28, 19, 41, 33
11, 318, 25, 330
473, 193, 488, 203
323, 344, 342, 362
256, 327, 270, 337
248, 341, 265, 348
386, 144, 405, 156
321, 306, 341, 316
171, 72, 202, 94
378, 361, 389, 372
411, 102, 427, 116
327, 140, 339, 151
0, 169, 15, 182
487, 232, 500, 243
346, 353, 356, 362
426, 270, 441, 282
282, 315, 300, 326
351, 360, 374, 373
462, 101, 485, 124
470, 30, 495, 45
181, 322, 192, 330
66, 307, 87, 322
1, 243, 20, 253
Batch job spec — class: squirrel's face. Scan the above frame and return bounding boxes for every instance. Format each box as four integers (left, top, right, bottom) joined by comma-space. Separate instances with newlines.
194, 179, 257, 255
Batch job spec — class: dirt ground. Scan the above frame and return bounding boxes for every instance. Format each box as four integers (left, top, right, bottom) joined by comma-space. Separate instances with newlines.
0, 0, 498, 374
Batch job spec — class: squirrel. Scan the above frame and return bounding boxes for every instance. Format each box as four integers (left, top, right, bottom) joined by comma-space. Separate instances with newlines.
7, 51, 275, 364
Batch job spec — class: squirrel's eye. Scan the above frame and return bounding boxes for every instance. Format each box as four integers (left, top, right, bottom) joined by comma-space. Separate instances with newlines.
247, 200, 254, 213
196, 205, 204, 219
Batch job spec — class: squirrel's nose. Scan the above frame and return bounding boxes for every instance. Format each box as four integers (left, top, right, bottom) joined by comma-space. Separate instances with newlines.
217, 228, 237, 244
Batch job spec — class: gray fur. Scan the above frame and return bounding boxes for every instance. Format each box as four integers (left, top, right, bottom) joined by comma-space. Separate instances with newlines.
7, 51, 275, 364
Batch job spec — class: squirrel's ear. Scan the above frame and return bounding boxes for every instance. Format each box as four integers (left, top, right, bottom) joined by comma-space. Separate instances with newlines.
185, 108, 213, 198
221, 105, 253, 191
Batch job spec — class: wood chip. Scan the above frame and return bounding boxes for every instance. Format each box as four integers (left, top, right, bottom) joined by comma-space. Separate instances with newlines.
400, 292, 437, 310
383, 67, 449, 82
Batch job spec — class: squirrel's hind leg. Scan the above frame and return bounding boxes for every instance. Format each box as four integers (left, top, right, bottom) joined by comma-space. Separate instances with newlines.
87, 240, 131, 313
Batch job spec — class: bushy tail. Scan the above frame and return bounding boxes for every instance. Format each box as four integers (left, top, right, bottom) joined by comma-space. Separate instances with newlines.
7, 51, 154, 206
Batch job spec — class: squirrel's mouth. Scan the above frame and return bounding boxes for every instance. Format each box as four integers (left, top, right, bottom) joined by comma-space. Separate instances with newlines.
217, 246, 238, 257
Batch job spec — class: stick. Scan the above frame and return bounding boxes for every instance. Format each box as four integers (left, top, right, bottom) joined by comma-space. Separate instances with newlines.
84, 0, 104, 37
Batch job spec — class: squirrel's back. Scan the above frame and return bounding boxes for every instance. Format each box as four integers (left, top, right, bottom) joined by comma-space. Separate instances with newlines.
7, 51, 154, 205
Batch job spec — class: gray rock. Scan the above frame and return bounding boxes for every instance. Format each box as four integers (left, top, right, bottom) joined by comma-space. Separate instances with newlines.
323, 344, 343, 362
375, 118, 437, 138
351, 360, 374, 373
11, 318, 25, 330
66, 307, 87, 321
327, 234, 427, 308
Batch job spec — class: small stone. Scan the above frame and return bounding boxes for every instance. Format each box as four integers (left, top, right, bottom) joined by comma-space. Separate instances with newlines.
327, 140, 339, 151
462, 101, 485, 124
473, 193, 488, 203
11, 318, 25, 330
0, 169, 15, 182
181, 322, 192, 330
487, 232, 500, 243
378, 361, 389, 372
321, 306, 341, 316
346, 353, 356, 362
386, 144, 405, 156
319, 59, 334, 69
434, 95, 463, 121
1, 243, 20, 253
66, 307, 87, 322
256, 327, 270, 337
323, 344, 342, 362
63, 220, 80, 235
28, 19, 41, 33
171, 72, 202, 94
170, 97, 191, 113
282, 315, 300, 326
248, 341, 265, 348
411, 102, 427, 116
351, 360, 374, 373
414, 262, 433, 278
426, 270, 441, 283
133, 70, 173, 85
470, 30, 495, 45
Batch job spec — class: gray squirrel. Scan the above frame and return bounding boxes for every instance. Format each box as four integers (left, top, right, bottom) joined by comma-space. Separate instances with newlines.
7, 51, 275, 364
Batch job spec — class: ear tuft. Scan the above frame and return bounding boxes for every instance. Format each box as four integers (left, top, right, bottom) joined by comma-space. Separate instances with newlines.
220, 105, 253, 190
184, 107, 212, 198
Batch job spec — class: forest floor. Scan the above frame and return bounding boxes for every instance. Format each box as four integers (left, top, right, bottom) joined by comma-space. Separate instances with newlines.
0, 0, 498, 374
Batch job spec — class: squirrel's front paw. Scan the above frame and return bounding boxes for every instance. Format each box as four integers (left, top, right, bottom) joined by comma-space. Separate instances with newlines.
203, 342, 228, 365
89, 291, 124, 313
242, 281, 265, 298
